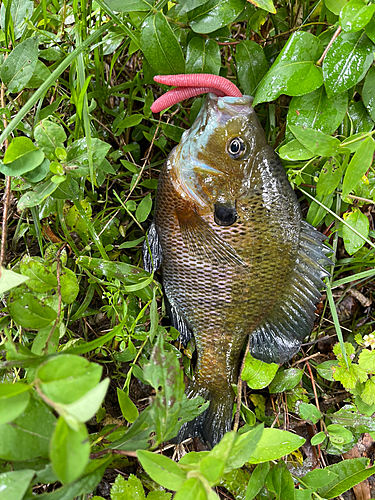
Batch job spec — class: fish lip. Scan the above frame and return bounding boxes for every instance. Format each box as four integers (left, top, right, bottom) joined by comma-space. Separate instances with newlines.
208, 93, 254, 109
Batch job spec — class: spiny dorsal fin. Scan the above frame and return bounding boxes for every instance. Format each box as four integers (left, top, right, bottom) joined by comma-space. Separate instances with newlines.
250, 222, 332, 364
176, 209, 250, 269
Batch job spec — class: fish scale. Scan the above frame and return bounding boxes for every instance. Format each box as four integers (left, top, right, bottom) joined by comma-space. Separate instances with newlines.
144, 92, 331, 447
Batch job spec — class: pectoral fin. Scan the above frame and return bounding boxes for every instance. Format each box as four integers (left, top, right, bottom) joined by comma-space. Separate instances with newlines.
250, 222, 332, 364
176, 209, 249, 269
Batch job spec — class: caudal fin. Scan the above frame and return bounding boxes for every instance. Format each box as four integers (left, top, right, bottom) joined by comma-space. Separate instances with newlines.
177, 380, 234, 448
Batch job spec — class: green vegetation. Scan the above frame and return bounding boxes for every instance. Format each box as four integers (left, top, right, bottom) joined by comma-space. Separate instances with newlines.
1, 0, 375, 498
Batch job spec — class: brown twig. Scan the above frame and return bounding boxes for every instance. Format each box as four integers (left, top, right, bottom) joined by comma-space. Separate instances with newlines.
233, 339, 250, 432
305, 361, 320, 413
90, 449, 138, 459
0, 51, 10, 275
317, 26, 341, 66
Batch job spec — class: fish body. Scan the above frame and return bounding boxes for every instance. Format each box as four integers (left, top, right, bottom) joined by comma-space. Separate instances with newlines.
144, 94, 330, 446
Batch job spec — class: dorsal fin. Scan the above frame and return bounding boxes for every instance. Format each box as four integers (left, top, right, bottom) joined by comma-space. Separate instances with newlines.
176, 209, 250, 269
250, 222, 332, 364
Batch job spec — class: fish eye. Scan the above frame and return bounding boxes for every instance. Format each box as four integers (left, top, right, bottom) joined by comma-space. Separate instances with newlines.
227, 137, 246, 159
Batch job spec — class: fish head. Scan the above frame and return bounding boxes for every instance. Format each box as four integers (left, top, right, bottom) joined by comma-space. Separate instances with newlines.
171, 93, 274, 225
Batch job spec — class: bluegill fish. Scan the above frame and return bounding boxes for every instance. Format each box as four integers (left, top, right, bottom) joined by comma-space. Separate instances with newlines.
144, 75, 330, 447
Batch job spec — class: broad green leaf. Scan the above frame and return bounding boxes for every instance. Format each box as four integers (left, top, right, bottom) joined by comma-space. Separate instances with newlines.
137, 450, 186, 490
31, 324, 60, 356
0, 395, 56, 460
0, 268, 29, 294
235, 40, 268, 96
76, 256, 151, 285
0, 149, 44, 177
278, 139, 314, 161
8, 293, 57, 329
36, 355, 102, 405
136, 193, 152, 223
34, 120, 67, 158
115, 114, 143, 132
323, 31, 374, 97
348, 101, 374, 134
140, 12, 185, 74
311, 431, 326, 446
28, 59, 51, 88
174, 477, 207, 500
358, 349, 375, 372
246, 428, 305, 463
17, 180, 58, 210
325, 0, 349, 15
0, 383, 30, 425
363, 66, 375, 120
302, 467, 338, 491
23, 158, 50, 183
19, 256, 57, 293
316, 158, 342, 196
265, 462, 295, 500
186, 37, 221, 75
287, 87, 348, 137
0, 0, 33, 40
245, 462, 270, 500
306, 192, 334, 227
3, 137, 37, 164
0, 469, 35, 500
317, 458, 375, 499
289, 125, 341, 156
0, 37, 38, 92
111, 474, 146, 500
51, 176, 80, 200
221, 468, 249, 500
188, 0, 246, 34
298, 403, 322, 424
295, 489, 313, 500
67, 137, 111, 174
326, 424, 353, 445
103, 0, 153, 11
332, 362, 367, 389
340, 0, 375, 32
241, 353, 278, 389
253, 32, 323, 106
60, 266, 79, 304
50, 417, 90, 484
269, 368, 304, 393
361, 377, 375, 405
246, 0, 275, 14
316, 360, 339, 381
220, 425, 264, 471
342, 137, 375, 198
342, 209, 369, 255
117, 388, 139, 423
200, 456, 225, 485
366, 15, 375, 43
61, 378, 110, 426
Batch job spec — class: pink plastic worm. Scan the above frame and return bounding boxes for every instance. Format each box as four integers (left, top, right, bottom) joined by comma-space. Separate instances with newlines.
150, 73, 242, 113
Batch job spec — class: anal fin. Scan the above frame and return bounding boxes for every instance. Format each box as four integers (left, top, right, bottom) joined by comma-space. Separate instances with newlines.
143, 222, 163, 273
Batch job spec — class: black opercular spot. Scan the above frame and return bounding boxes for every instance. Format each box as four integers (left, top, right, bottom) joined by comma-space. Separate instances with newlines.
214, 204, 237, 226
227, 137, 245, 159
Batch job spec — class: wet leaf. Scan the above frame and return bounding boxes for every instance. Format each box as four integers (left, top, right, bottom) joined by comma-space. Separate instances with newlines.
323, 31, 375, 97
306, 192, 334, 227
186, 37, 221, 75
20, 256, 57, 293
60, 266, 79, 304
246, 0, 275, 14
342, 209, 369, 255
140, 12, 185, 74
136, 193, 152, 223
0, 396, 56, 460
298, 403, 321, 424
0, 37, 38, 92
326, 424, 353, 445
361, 377, 375, 405
137, 451, 186, 490
0, 0, 34, 40
316, 360, 339, 381
188, 0, 246, 34
0, 469, 35, 500
325, 0, 349, 14
50, 417, 90, 484
8, 293, 57, 329
241, 353, 278, 389
111, 474, 147, 500
17, 180, 58, 210
221, 468, 249, 500
254, 32, 323, 106
246, 428, 305, 463
265, 462, 295, 500
311, 431, 326, 446
279, 139, 314, 161
173, 477, 206, 500
362, 66, 375, 120
317, 458, 375, 499
76, 256, 151, 283
342, 137, 375, 198
0, 383, 30, 425
301, 468, 338, 490
236, 40, 268, 96
3, 137, 38, 164
348, 101, 374, 134
287, 87, 348, 137
340, 0, 375, 33
358, 349, 375, 372
269, 368, 304, 394
23, 158, 50, 183
103, 0, 153, 11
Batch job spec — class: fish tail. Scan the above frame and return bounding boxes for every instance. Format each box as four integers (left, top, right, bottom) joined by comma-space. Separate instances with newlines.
177, 379, 234, 448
